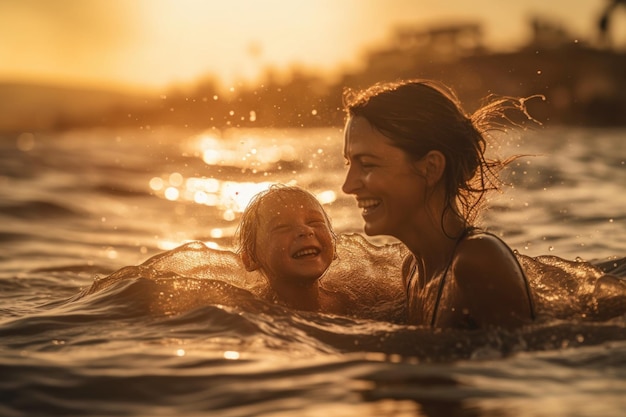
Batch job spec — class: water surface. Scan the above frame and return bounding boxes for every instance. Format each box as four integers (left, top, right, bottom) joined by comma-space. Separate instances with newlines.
1, 126, 625, 416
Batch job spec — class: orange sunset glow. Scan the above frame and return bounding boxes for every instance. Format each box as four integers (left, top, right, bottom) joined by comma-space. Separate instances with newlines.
0, 0, 620, 92
1, 0, 625, 133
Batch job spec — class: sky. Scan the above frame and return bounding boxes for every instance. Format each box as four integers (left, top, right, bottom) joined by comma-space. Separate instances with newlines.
0, 0, 622, 92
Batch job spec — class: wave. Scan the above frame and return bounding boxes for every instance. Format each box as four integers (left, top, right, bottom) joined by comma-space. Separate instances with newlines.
3, 234, 622, 361
3, 269, 625, 363
0, 199, 85, 219
75, 237, 626, 322
5, 236, 605, 361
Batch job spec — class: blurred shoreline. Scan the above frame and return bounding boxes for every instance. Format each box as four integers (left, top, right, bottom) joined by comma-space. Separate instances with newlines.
2, 19, 625, 133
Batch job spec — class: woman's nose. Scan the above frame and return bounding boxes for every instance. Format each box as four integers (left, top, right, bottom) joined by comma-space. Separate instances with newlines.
342, 165, 359, 195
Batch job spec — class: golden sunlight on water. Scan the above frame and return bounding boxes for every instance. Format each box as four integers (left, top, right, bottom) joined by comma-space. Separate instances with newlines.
149, 130, 338, 250
150, 176, 337, 217
149, 174, 276, 218
195, 133, 298, 171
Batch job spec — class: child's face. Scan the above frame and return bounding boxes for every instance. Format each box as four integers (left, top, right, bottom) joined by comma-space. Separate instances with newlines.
255, 192, 334, 286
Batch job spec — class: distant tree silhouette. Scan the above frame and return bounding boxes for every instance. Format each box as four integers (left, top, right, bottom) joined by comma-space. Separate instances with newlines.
599, 0, 626, 47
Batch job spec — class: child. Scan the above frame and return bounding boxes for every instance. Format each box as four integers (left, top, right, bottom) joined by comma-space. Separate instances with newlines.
235, 184, 349, 314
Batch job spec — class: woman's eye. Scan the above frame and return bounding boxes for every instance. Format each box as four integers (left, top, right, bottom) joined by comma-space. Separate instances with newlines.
359, 159, 377, 169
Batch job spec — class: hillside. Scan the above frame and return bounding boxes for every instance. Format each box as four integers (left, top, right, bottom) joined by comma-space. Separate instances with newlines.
0, 82, 152, 132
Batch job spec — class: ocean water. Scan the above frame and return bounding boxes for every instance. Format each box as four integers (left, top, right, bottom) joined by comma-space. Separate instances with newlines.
1, 126, 625, 417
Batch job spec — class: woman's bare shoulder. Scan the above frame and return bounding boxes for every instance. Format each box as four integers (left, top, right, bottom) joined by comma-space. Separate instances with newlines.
450, 232, 532, 327
460, 231, 513, 255
452, 232, 522, 288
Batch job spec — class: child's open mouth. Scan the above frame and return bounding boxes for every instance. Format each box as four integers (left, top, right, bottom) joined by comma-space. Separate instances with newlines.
293, 248, 320, 258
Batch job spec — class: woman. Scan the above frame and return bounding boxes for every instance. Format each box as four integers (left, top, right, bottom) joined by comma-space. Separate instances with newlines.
341, 79, 536, 329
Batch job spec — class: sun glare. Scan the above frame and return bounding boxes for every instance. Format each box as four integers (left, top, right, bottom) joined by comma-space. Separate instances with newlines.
133, 0, 349, 88
148, 129, 338, 233
1, 0, 614, 91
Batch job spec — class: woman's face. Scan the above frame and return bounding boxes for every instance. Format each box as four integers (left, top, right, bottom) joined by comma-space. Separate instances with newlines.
254, 192, 334, 286
342, 116, 426, 240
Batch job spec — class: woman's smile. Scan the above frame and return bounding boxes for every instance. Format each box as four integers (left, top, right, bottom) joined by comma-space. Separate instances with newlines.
357, 198, 381, 216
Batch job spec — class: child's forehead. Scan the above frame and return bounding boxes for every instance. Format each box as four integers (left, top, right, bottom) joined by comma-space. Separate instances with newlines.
258, 191, 321, 215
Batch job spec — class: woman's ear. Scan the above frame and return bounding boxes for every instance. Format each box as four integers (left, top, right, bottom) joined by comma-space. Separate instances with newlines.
415, 150, 446, 186
241, 251, 259, 272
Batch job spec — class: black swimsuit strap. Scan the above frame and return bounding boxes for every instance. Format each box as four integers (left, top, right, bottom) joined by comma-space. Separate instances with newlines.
430, 227, 472, 327
406, 263, 416, 295
404, 228, 472, 327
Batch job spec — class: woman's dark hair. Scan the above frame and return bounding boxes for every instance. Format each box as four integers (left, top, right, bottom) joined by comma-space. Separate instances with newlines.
343, 79, 540, 230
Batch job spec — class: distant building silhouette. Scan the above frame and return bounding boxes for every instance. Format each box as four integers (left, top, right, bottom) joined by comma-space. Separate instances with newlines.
529, 17, 573, 49
392, 22, 484, 60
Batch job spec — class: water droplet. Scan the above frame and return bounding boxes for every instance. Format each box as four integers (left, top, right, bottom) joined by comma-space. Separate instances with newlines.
224, 351, 240, 360
164, 187, 179, 201
169, 172, 183, 186
149, 177, 164, 191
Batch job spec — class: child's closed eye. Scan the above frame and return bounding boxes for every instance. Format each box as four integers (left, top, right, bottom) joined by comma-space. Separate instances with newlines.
270, 224, 290, 233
